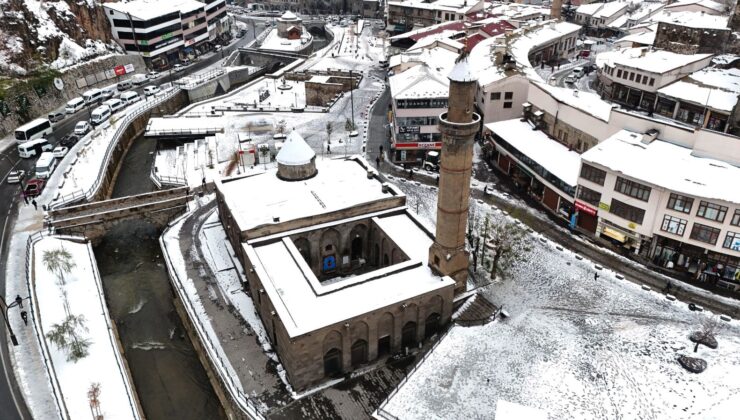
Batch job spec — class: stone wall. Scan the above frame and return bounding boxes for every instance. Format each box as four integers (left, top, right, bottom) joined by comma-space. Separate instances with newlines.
654, 22, 732, 54
536, 107, 599, 152
0, 54, 146, 138
305, 80, 346, 106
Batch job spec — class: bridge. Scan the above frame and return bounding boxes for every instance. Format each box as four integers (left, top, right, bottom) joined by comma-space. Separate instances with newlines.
45, 187, 196, 240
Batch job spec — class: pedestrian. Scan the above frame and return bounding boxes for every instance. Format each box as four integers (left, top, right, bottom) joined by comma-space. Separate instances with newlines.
558, 63, 561, 70
665, 281, 672, 293
20, 311, 28, 326
483, 185, 488, 195
327, 144, 332, 154
31, 199, 37, 210
15, 294, 23, 309
379, 144, 384, 155
23, 194, 28, 205
409, 169, 414, 180
593, 272, 599, 281
375, 156, 380, 168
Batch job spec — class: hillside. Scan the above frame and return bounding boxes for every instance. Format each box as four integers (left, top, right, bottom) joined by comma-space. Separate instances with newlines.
0, 0, 118, 76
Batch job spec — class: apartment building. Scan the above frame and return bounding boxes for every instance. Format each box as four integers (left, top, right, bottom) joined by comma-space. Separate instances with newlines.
387, 0, 484, 33
575, 0, 629, 32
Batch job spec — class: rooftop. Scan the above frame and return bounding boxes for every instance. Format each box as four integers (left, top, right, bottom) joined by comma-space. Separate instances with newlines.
581, 130, 740, 204
509, 20, 581, 75
653, 10, 729, 29
615, 28, 657, 47
276, 130, 315, 166
657, 67, 740, 112
486, 119, 581, 188
595, 47, 712, 74
531, 81, 615, 123
246, 212, 455, 337
389, 47, 459, 75
664, 0, 727, 13
104, 0, 205, 20
576, 1, 629, 18
218, 158, 400, 234
390, 63, 450, 99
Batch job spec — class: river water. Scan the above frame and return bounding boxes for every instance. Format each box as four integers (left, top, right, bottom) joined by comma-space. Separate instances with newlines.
93, 137, 225, 420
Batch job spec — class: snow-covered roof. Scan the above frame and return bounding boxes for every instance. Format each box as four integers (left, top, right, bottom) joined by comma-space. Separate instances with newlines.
576, 1, 628, 18
259, 28, 312, 52
407, 35, 464, 52
581, 130, 740, 205
218, 158, 397, 233
614, 29, 656, 47
246, 212, 455, 337
531, 81, 615, 122
389, 47, 459, 75
664, 0, 726, 14
653, 10, 729, 29
279, 10, 299, 20
495, 400, 548, 420
509, 21, 581, 76
486, 119, 581, 188
104, 0, 205, 20
390, 64, 450, 99
595, 47, 712, 74
467, 35, 509, 86
657, 67, 740, 113
448, 55, 477, 82
276, 130, 315, 166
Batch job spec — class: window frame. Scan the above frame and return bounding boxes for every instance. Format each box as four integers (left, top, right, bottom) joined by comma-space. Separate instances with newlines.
610, 199, 646, 224
614, 176, 651, 202
696, 200, 728, 223
689, 222, 721, 245
661, 214, 687, 236
580, 163, 606, 186
667, 193, 693, 214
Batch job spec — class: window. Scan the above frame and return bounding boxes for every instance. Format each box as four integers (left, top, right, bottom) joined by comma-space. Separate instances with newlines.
667, 193, 693, 214
617, 69, 622, 78
635, 74, 641, 83
503, 102, 512, 109
724, 231, 740, 251
577, 186, 601, 206
732, 209, 740, 226
580, 163, 606, 186
504, 92, 513, 100
490, 92, 501, 100
661, 215, 687, 236
614, 176, 651, 201
629, 72, 635, 81
649, 78, 655, 86
697, 201, 727, 223
610, 199, 645, 224
690, 223, 721, 245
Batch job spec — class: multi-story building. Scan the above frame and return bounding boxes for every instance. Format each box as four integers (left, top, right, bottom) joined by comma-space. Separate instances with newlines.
104, 0, 229, 69
577, 129, 740, 290
387, 0, 485, 33
652, 10, 731, 54
574, 0, 629, 32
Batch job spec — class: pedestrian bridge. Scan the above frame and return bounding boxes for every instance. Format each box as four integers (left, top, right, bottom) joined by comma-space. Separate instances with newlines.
45, 187, 193, 240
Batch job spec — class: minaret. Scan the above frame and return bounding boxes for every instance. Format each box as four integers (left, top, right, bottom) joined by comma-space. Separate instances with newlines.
551, 0, 563, 20
428, 51, 480, 294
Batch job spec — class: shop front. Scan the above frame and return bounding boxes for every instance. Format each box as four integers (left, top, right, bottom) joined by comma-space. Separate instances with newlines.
574, 200, 598, 233
391, 141, 442, 165
597, 220, 644, 254
650, 235, 740, 290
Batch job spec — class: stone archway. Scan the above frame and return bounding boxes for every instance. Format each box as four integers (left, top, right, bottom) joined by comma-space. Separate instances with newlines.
351, 340, 368, 367
401, 321, 417, 348
324, 348, 342, 377
424, 313, 441, 339
320, 228, 340, 273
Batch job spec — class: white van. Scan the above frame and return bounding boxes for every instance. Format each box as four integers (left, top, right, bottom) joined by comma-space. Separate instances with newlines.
90, 105, 112, 126
83, 88, 103, 105
65, 97, 85, 114
101, 84, 118, 100
132, 74, 148, 86
18, 138, 53, 158
120, 91, 141, 105
117, 79, 133, 91
35, 152, 57, 179
103, 98, 125, 113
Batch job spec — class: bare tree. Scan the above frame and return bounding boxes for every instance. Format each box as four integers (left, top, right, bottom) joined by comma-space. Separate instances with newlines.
485, 221, 532, 281
88, 382, 102, 420
326, 121, 333, 144
42, 248, 76, 286
46, 313, 91, 362
275, 119, 287, 135
345, 117, 355, 132
692, 316, 721, 352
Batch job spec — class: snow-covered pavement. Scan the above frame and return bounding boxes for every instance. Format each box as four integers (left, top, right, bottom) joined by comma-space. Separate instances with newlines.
379, 182, 740, 420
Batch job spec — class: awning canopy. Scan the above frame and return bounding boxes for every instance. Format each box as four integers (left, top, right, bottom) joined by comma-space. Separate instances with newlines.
602, 226, 627, 243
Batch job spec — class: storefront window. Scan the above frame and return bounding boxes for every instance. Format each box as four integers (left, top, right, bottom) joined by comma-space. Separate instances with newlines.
689, 223, 721, 245
723, 231, 740, 252
667, 193, 693, 214
697, 201, 727, 223
675, 103, 704, 126
706, 114, 727, 132
656, 97, 676, 118
661, 215, 687, 236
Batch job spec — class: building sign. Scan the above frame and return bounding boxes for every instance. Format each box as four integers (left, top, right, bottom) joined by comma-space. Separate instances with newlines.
139, 40, 148, 46
394, 142, 442, 150
398, 125, 420, 134
124, 63, 135, 73
575, 200, 597, 216
114, 65, 126, 76
161, 32, 173, 40
598, 202, 610, 212
185, 39, 196, 46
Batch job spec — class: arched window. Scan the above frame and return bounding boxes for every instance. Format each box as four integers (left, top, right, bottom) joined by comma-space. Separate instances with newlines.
401, 321, 417, 348
351, 340, 368, 367
424, 313, 441, 339
323, 348, 342, 377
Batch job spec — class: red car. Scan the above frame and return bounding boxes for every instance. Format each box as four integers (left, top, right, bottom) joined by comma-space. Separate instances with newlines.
23, 178, 46, 198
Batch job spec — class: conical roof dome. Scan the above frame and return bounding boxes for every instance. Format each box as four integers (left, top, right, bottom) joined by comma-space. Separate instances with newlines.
280, 10, 299, 20
277, 130, 315, 166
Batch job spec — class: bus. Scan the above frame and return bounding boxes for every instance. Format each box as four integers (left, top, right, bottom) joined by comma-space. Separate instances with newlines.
15, 118, 53, 143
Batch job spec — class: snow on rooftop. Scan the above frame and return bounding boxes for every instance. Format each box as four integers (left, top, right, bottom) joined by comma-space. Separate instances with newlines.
259, 28, 312, 52
390, 47, 459, 75
104, 0, 205, 20
448, 55, 477, 82
595, 47, 712, 74
653, 10, 729, 29
407, 35, 464, 52
486, 119, 581, 188
582, 130, 740, 204
531, 81, 615, 122
509, 20, 581, 78
665, 0, 726, 13
657, 67, 740, 112
219, 158, 396, 233
279, 10, 299, 20
390, 63, 450, 99
615, 28, 657, 46
276, 130, 315, 165
247, 212, 454, 337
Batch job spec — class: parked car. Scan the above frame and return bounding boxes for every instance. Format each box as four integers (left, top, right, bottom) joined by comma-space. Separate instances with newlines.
173, 64, 184, 72
74, 121, 91, 136
144, 85, 160, 97
52, 146, 69, 158
7, 170, 25, 184
571, 67, 584, 78
23, 178, 46, 198
65, 97, 85, 114
564, 74, 577, 85
182, 58, 192, 66
132, 74, 148, 86
147, 71, 161, 79
214, 45, 222, 52
47, 111, 65, 123
60, 134, 79, 147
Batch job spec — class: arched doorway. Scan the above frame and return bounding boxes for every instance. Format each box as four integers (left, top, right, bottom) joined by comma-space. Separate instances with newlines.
424, 313, 441, 339
351, 236, 363, 261
383, 253, 389, 266
401, 321, 417, 348
324, 348, 342, 377
374, 244, 380, 266
351, 340, 368, 367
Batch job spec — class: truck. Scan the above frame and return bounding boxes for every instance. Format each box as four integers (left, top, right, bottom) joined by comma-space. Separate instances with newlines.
422, 151, 440, 171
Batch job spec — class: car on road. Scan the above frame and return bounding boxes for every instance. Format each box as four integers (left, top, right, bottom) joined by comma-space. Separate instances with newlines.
74, 121, 91, 136
571, 67, 584, 78
7, 170, 25, 184
173, 64, 185, 72
132, 74, 148, 85
564, 74, 577, 85
182, 58, 192, 66
144, 85, 160, 96
60, 134, 79, 147
147, 71, 161, 79
23, 178, 45, 198
52, 146, 69, 158
47, 111, 65, 123
214, 45, 222, 52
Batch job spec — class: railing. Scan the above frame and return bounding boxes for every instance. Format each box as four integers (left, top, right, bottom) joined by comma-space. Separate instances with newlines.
212, 104, 328, 113
150, 165, 187, 189
144, 127, 223, 137
373, 327, 453, 419
176, 69, 227, 90
51, 87, 182, 209
159, 214, 266, 420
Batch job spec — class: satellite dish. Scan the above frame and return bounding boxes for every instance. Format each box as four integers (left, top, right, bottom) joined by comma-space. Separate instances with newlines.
53, 78, 64, 91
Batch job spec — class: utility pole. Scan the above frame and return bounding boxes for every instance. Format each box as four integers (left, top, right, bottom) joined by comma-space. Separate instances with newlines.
1, 296, 26, 346
349, 69, 355, 129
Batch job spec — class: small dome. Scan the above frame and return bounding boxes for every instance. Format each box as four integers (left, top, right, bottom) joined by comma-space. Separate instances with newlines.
280, 11, 299, 21
448, 55, 477, 83
277, 131, 315, 165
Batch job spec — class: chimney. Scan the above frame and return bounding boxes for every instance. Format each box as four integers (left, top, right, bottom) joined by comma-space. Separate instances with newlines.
381, 182, 389, 193
492, 43, 506, 65
551, 0, 562, 20
641, 129, 660, 145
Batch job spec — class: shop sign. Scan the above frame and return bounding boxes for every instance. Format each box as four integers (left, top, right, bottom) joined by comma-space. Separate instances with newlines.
399, 125, 420, 134
124, 63, 135, 73
598, 202, 610, 211
139, 39, 149, 46
628, 222, 637, 229
394, 142, 442, 150
185, 39, 195, 46
575, 200, 597, 216
161, 32, 173, 40
114, 65, 126, 76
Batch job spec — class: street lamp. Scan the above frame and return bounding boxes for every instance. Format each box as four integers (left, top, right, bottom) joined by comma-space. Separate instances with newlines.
1, 295, 27, 346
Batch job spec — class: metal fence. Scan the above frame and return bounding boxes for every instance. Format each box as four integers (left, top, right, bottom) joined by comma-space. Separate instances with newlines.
150, 165, 187, 189
159, 223, 266, 420
176, 69, 227, 90
51, 87, 182, 209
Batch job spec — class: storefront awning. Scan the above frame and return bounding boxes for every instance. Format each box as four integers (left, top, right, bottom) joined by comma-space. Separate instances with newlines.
602, 226, 627, 243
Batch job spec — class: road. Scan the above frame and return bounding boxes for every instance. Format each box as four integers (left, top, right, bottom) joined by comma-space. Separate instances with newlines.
0, 25, 261, 420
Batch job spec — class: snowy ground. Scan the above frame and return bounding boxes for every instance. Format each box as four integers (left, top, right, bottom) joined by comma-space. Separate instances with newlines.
379, 181, 740, 420
32, 237, 140, 420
